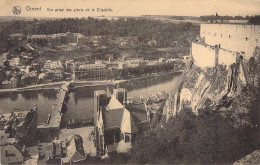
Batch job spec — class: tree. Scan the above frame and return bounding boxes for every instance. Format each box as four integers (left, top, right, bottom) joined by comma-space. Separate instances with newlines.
129, 106, 258, 164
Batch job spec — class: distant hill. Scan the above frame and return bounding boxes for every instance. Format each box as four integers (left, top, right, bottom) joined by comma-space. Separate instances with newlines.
0, 16, 63, 22
0, 16, 35, 22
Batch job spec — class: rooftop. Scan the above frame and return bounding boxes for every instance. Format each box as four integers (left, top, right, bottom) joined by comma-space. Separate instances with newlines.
234, 150, 260, 165
78, 64, 106, 69
0, 113, 12, 122
9, 33, 24, 37
30, 35, 47, 39
59, 127, 96, 156
126, 103, 147, 123
121, 109, 138, 133
1, 144, 24, 159
62, 135, 85, 164
103, 108, 124, 130
107, 95, 124, 110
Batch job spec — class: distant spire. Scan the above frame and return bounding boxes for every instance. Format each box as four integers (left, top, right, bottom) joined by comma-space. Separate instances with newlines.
216, 12, 219, 17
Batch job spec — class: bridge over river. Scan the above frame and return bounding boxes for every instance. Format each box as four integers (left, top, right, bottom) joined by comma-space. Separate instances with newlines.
47, 82, 70, 128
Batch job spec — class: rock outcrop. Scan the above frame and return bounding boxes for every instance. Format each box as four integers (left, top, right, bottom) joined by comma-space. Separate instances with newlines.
163, 58, 258, 128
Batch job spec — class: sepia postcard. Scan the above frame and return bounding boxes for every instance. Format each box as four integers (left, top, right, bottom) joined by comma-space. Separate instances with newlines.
0, 0, 259, 164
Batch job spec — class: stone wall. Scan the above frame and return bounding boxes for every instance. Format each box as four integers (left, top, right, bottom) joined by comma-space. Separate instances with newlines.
218, 48, 237, 67
192, 42, 216, 68
192, 42, 238, 68
200, 24, 260, 60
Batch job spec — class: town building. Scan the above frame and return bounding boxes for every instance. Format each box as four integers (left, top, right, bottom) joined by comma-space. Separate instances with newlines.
0, 53, 9, 66
47, 69, 64, 81
10, 57, 20, 67
9, 33, 26, 41
1, 53, 11, 63
28, 32, 88, 47
0, 113, 12, 126
1, 144, 24, 164
126, 59, 146, 68
51, 61, 63, 69
143, 91, 168, 122
21, 75, 38, 86
233, 150, 260, 165
147, 60, 160, 66
94, 88, 148, 157
0, 58, 4, 66
64, 60, 75, 72
38, 139, 62, 160
0, 109, 37, 164
29, 35, 47, 42
61, 135, 86, 164
148, 40, 157, 47
0, 131, 12, 146
75, 64, 108, 81
10, 77, 18, 88
44, 60, 52, 70
25, 66, 33, 73
212, 19, 248, 24
38, 142, 55, 160
1, 76, 18, 89
1, 80, 12, 89
118, 62, 126, 69
94, 60, 103, 64
32, 63, 41, 73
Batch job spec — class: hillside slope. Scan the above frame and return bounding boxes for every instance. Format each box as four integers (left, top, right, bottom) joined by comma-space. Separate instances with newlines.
163, 61, 255, 127
128, 57, 260, 164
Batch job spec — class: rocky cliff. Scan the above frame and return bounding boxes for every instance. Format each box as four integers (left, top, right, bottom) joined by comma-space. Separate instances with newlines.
163, 57, 259, 128
126, 54, 259, 164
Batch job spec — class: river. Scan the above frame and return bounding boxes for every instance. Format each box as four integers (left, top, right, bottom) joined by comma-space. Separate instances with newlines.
0, 72, 181, 124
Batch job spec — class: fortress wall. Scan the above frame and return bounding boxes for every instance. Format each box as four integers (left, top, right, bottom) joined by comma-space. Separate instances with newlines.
200, 24, 260, 60
218, 49, 237, 67
192, 42, 238, 68
192, 42, 216, 68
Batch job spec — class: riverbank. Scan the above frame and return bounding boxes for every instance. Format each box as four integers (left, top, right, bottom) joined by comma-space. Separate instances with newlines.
0, 81, 64, 93
0, 80, 125, 93
125, 70, 183, 82
0, 69, 183, 93
0, 70, 182, 124
70, 79, 126, 89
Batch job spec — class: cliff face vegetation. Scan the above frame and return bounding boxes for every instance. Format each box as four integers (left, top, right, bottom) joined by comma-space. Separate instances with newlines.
127, 56, 260, 164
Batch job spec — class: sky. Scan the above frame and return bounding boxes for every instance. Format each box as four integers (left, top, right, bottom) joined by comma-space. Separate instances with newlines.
0, 0, 259, 18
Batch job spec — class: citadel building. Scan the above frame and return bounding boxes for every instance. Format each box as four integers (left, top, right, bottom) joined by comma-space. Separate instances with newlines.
192, 24, 260, 68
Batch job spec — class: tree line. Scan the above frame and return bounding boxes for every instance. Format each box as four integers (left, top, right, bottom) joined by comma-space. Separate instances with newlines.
200, 15, 260, 24
115, 62, 183, 79
0, 17, 198, 52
